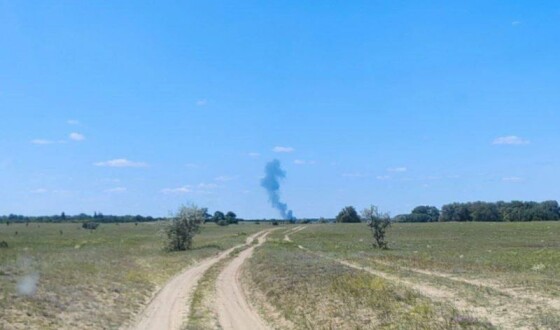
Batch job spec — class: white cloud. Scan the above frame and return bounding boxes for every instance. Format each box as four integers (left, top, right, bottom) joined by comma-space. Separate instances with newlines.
248, 152, 260, 158
272, 146, 294, 153
511, 21, 521, 26
197, 183, 218, 189
69, 132, 85, 141
502, 176, 523, 182
196, 99, 207, 106
294, 159, 316, 165
67, 119, 80, 125
105, 187, 127, 193
342, 172, 369, 178
492, 135, 529, 145
31, 188, 48, 194
94, 158, 148, 168
388, 166, 407, 173
31, 139, 54, 145
161, 186, 192, 194
214, 176, 236, 182
161, 183, 217, 195
376, 175, 391, 180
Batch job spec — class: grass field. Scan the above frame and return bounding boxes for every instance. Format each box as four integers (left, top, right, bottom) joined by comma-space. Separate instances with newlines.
2, 221, 559, 329
245, 222, 560, 329
0, 222, 264, 330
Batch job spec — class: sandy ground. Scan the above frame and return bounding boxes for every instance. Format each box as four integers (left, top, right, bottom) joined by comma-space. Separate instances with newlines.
127, 230, 266, 330
215, 231, 272, 330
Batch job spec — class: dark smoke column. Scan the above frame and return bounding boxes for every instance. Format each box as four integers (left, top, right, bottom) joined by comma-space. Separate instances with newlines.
260, 159, 294, 220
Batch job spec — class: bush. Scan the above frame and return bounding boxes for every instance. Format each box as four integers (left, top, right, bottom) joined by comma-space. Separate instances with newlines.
82, 222, 99, 230
165, 205, 204, 251
336, 206, 361, 223
217, 219, 229, 226
362, 206, 391, 249
272, 220, 279, 226
0, 241, 8, 248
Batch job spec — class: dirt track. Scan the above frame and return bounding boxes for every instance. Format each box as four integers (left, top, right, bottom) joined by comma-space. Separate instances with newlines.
283, 225, 306, 242
128, 231, 266, 330
215, 231, 272, 330
296, 243, 554, 329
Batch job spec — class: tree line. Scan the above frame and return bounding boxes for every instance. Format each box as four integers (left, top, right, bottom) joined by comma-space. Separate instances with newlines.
0, 212, 164, 223
395, 200, 560, 222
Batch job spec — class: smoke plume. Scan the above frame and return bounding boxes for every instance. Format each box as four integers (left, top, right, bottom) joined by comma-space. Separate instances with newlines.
260, 159, 294, 219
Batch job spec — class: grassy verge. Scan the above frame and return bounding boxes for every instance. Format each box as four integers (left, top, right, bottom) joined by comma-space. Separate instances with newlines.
0, 222, 263, 329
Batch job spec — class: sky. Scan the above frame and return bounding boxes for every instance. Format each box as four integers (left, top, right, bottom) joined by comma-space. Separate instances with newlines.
1, 1, 560, 219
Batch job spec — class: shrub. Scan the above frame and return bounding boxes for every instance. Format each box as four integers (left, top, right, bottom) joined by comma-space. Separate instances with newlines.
217, 219, 229, 226
271, 220, 279, 226
82, 222, 99, 230
0, 241, 8, 248
362, 205, 391, 249
165, 205, 204, 251
336, 206, 361, 223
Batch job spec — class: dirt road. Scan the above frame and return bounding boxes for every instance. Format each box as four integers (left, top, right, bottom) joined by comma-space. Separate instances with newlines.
283, 225, 306, 242
128, 231, 266, 330
215, 231, 272, 330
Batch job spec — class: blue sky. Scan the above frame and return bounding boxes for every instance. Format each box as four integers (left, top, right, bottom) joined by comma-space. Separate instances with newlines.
1, 1, 559, 219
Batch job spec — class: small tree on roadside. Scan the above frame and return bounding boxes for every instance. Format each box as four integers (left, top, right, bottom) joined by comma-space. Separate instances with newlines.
165, 204, 205, 251
362, 205, 391, 249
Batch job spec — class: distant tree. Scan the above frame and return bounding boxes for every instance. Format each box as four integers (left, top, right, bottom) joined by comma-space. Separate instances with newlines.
532, 200, 560, 220
212, 211, 225, 223
335, 206, 361, 223
411, 206, 440, 222
469, 202, 501, 221
201, 208, 212, 223
362, 205, 391, 249
165, 205, 205, 251
440, 203, 472, 222
225, 211, 238, 224
61, 212, 66, 220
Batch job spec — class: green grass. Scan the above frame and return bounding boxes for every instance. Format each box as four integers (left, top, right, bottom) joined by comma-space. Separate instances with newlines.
245, 222, 560, 329
0, 222, 264, 329
294, 222, 560, 293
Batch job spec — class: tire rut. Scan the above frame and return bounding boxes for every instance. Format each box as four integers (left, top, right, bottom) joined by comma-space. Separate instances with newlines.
215, 231, 274, 330
127, 230, 267, 330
